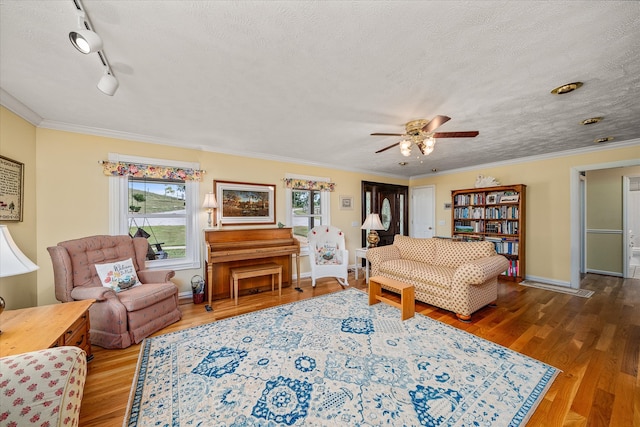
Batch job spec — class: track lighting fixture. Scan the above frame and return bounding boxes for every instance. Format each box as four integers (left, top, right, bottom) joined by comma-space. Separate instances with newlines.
69, 25, 103, 54
69, 0, 118, 96
97, 69, 118, 96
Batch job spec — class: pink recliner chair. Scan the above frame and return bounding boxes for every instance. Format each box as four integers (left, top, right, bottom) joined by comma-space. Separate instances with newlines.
48, 235, 182, 349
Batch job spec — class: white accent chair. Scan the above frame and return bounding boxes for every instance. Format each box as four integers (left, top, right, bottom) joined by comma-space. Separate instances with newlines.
307, 225, 349, 287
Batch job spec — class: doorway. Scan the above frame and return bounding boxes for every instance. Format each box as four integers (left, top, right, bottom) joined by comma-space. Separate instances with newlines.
410, 185, 436, 238
571, 159, 640, 288
624, 175, 640, 278
361, 181, 409, 247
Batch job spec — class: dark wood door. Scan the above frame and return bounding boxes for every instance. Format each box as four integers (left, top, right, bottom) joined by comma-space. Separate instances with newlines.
361, 181, 409, 247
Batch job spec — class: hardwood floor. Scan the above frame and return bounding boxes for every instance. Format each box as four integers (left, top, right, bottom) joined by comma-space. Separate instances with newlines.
79, 273, 640, 426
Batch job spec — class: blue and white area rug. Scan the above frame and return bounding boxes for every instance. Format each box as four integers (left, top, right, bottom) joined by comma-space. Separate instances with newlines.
125, 288, 559, 426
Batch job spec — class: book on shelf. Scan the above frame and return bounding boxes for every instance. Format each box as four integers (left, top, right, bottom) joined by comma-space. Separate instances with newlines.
486, 237, 519, 255
501, 259, 520, 277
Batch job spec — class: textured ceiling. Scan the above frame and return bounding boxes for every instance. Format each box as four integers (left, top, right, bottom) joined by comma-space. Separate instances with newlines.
1, 1, 639, 178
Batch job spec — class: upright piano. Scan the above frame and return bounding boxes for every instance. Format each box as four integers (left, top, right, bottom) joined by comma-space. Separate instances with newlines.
204, 227, 301, 306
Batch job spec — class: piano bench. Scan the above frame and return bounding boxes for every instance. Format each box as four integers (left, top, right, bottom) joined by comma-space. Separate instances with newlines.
230, 263, 282, 305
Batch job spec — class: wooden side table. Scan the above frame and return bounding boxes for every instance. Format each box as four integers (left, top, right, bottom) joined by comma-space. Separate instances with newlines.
368, 276, 415, 321
0, 299, 94, 360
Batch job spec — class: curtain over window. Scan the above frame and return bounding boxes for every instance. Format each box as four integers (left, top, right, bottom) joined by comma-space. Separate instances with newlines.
283, 178, 335, 192
101, 161, 204, 181
106, 155, 201, 270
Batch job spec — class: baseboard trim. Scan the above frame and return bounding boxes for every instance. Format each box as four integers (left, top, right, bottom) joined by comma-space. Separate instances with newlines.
522, 275, 571, 288
586, 269, 623, 277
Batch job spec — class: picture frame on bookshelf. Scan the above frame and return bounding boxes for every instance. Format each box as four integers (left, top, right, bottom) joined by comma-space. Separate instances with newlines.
501, 194, 520, 203
486, 194, 498, 204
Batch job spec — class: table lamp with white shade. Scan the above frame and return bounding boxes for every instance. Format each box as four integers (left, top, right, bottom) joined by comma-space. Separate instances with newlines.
361, 213, 385, 248
0, 225, 39, 332
202, 192, 219, 228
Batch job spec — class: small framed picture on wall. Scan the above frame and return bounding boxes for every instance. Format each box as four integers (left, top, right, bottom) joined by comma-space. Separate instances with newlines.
340, 195, 353, 210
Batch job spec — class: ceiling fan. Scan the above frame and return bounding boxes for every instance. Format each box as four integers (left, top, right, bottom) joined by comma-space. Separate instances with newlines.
372, 116, 479, 157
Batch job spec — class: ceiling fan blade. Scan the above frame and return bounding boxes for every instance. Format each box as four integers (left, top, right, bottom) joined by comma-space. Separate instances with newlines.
422, 115, 451, 133
432, 131, 479, 138
375, 142, 401, 153
371, 132, 404, 136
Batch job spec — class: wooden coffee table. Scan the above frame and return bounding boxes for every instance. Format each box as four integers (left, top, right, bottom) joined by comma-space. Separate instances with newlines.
368, 275, 415, 320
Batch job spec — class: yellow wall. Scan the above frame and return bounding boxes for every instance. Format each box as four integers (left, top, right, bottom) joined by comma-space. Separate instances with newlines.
585, 166, 640, 274
2, 105, 639, 307
31, 124, 406, 307
411, 147, 640, 283
0, 108, 38, 308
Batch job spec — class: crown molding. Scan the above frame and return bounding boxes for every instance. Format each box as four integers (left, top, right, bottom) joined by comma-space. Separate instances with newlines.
3, 98, 634, 182
0, 88, 43, 125
410, 138, 640, 180
37, 118, 408, 180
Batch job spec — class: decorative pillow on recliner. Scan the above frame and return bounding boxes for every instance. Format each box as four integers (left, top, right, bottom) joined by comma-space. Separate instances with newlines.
95, 258, 140, 292
315, 244, 343, 265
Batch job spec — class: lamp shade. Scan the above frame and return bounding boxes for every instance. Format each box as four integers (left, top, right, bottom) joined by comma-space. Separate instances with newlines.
0, 225, 39, 278
202, 192, 218, 209
361, 213, 384, 230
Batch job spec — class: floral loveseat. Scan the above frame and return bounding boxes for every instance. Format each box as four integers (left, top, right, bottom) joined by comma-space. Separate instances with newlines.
0, 346, 87, 426
366, 235, 509, 321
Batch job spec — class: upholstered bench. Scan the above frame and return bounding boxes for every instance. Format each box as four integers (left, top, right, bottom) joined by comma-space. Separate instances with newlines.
230, 263, 282, 305
369, 275, 415, 320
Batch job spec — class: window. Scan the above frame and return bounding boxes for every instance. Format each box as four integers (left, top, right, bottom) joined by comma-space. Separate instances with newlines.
109, 154, 200, 270
285, 174, 331, 255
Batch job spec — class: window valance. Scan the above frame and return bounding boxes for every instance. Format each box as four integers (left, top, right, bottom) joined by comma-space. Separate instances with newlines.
100, 161, 204, 181
283, 178, 335, 192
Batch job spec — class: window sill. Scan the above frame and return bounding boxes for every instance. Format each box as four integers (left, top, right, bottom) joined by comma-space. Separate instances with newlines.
145, 258, 200, 271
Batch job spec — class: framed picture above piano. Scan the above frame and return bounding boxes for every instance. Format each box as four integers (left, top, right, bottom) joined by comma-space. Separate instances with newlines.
214, 180, 276, 225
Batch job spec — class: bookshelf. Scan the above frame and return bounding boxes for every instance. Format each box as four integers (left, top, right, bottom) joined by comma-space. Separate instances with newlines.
451, 184, 526, 282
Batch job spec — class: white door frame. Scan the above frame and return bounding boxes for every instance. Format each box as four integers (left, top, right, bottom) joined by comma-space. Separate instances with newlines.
570, 158, 640, 288
409, 185, 436, 238
623, 174, 640, 278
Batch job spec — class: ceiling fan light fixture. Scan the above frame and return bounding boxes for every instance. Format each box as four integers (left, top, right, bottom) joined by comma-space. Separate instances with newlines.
551, 81, 583, 95
400, 139, 412, 156
581, 117, 603, 125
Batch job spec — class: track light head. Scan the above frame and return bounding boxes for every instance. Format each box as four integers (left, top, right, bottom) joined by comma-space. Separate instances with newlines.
97, 71, 118, 96
69, 28, 103, 54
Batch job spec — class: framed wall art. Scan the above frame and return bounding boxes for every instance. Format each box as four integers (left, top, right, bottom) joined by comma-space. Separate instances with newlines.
0, 155, 24, 221
339, 195, 353, 210
214, 180, 275, 225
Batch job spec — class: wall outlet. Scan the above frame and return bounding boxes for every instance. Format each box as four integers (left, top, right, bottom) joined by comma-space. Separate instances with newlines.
438, 219, 446, 226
